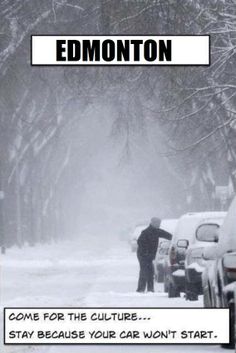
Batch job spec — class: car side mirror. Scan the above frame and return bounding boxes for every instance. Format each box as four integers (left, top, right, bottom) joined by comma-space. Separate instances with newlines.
202, 245, 218, 260
196, 223, 220, 242
177, 239, 189, 249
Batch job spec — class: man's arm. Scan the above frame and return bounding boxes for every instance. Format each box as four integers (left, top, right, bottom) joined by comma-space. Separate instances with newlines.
158, 228, 172, 240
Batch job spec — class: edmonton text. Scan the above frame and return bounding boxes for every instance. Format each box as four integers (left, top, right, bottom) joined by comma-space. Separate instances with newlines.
56, 38, 172, 63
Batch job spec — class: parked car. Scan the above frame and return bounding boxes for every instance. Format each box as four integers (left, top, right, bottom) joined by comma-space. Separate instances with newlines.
202, 197, 236, 348
129, 223, 148, 252
166, 212, 226, 298
154, 218, 178, 283
185, 214, 225, 301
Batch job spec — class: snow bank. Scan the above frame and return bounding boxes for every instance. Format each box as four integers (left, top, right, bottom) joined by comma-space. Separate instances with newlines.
172, 269, 185, 277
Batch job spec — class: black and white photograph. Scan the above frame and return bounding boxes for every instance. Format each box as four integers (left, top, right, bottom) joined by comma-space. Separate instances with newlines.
1, 1, 236, 352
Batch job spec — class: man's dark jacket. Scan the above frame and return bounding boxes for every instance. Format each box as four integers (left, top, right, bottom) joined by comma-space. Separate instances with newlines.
137, 225, 172, 261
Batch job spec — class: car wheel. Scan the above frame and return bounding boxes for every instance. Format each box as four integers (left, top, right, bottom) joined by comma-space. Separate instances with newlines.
185, 281, 198, 301
186, 291, 198, 301
168, 281, 180, 298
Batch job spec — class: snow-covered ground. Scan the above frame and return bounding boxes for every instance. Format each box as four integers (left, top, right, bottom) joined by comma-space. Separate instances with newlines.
1, 235, 225, 352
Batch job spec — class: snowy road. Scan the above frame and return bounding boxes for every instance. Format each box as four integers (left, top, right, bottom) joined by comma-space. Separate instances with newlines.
1, 236, 225, 353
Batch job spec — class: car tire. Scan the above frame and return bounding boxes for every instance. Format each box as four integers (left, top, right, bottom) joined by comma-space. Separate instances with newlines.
168, 281, 180, 298
185, 281, 198, 301
157, 269, 164, 283
186, 291, 198, 301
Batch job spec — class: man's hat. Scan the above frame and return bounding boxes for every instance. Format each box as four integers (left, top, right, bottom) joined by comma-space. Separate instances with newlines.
150, 217, 161, 229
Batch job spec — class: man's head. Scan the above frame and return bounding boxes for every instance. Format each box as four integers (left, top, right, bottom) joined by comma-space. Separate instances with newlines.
150, 217, 161, 229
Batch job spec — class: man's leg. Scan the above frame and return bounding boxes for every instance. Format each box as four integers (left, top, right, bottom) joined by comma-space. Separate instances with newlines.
147, 260, 154, 292
137, 257, 147, 292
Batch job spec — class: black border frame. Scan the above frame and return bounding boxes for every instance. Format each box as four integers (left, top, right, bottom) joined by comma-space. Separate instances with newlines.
4, 306, 230, 346
30, 34, 211, 67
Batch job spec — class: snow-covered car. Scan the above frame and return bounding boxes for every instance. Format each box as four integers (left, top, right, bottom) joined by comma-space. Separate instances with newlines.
154, 218, 178, 283
166, 212, 226, 298
129, 224, 147, 252
185, 214, 225, 301
202, 197, 236, 348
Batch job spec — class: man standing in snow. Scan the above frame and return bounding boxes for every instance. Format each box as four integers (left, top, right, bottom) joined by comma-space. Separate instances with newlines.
136, 217, 172, 293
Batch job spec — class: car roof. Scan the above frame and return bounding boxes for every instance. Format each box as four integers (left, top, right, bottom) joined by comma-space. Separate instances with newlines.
180, 211, 226, 219
173, 212, 226, 241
